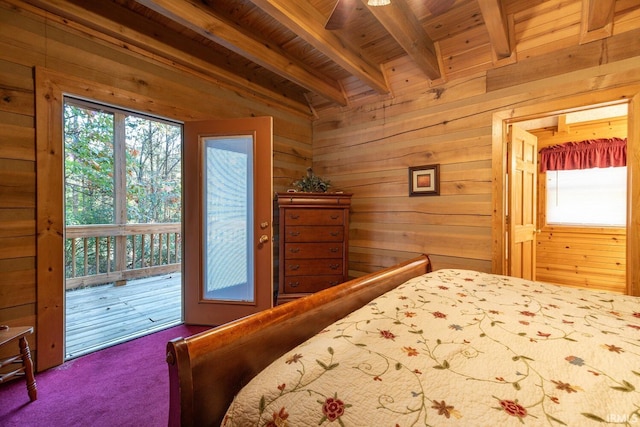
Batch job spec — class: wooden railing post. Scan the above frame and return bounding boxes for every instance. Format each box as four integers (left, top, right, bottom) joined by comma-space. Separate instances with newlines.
115, 234, 127, 286
114, 112, 127, 286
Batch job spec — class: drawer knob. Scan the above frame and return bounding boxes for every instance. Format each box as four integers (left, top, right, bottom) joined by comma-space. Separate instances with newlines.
289, 214, 300, 219
330, 247, 339, 253
289, 231, 301, 237
329, 264, 339, 270
288, 264, 300, 271
329, 281, 339, 286
289, 281, 300, 288
330, 232, 339, 236
289, 247, 300, 253
330, 214, 339, 219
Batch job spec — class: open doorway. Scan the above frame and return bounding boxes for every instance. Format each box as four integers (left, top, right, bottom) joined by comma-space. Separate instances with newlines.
515, 104, 628, 293
492, 92, 638, 297
62, 97, 183, 359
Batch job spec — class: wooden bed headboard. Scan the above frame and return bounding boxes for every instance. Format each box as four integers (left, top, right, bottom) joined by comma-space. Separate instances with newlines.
166, 254, 431, 426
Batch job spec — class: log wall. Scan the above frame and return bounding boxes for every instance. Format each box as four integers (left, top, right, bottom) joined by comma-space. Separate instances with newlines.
0, 1, 312, 366
312, 7, 640, 285
1, 0, 640, 370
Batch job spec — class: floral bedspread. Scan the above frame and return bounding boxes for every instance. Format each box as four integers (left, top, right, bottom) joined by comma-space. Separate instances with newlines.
222, 269, 640, 426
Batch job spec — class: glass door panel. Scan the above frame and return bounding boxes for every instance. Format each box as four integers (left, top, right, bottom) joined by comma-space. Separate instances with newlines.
203, 136, 254, 302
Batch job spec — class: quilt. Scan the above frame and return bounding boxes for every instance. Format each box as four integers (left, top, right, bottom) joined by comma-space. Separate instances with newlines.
222, 269, 640, 426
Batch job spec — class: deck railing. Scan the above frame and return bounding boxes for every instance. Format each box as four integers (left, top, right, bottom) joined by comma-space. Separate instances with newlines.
65, 223, 181, 290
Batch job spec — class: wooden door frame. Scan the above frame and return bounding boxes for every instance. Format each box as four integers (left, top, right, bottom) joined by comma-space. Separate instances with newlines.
491, 86, 640, 296
35, 67, 191, 370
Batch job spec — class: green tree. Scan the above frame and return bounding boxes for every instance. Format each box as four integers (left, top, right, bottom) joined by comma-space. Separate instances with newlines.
64, 104, 115, 225
126, 116, 181, 223
64, 104, 181, 226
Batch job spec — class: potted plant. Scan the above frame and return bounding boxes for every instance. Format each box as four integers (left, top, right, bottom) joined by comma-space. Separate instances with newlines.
293, 167, 331, 193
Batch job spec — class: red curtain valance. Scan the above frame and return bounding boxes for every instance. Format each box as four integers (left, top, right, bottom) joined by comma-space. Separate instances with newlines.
539, 137, 627, 172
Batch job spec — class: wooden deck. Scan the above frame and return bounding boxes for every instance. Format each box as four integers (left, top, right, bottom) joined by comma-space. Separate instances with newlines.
65, 272, 182, 359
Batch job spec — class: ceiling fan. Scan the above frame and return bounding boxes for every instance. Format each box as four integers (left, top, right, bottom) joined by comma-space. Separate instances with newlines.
325, 0, 455, 30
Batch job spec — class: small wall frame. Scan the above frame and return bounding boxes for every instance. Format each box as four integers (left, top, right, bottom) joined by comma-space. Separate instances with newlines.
409, 164, 440, 196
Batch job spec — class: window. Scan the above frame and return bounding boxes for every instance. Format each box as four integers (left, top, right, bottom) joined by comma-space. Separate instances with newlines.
546, 167, 626, 226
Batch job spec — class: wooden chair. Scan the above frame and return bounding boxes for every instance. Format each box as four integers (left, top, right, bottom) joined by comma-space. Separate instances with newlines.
0, 326, 37, 401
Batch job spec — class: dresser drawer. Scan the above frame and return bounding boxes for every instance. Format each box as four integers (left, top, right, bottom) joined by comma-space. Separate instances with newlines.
283, 259, 343, 276
284, 226, 344, 242
283, 209, 344, 226
283, 275, 343, 293
284, 242, 343, 259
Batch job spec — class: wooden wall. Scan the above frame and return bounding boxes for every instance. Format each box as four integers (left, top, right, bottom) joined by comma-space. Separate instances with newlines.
531, 117, 627, 293
312, 6, 640, 281
0, 1, 312, 367
1, 0, 640, 370
536, 226, 626, 293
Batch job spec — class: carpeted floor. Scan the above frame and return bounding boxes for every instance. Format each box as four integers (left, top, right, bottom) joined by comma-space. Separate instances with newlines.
0, 324, 209, 427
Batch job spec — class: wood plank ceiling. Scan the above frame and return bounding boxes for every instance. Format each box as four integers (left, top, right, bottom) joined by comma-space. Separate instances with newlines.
25, 0, 620, 115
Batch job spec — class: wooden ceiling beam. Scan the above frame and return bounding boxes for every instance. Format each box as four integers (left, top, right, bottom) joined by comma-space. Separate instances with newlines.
134, 0, 349, 106
250, 0, 389, 95
585, 0, 616, 33
477, 0, 512, 59
364, 0, 442, 81
21, 0, 310, 114
580, 0, 616, 43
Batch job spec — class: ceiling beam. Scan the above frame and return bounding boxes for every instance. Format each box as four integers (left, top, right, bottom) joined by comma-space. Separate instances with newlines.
364, 0, 441, 81
324, 0, 356, 30
580, 0, 616, 43
585, 0, 616, 33
249, 0, 389, 95
134, 0, 349, 106
477, 0, 512, 59
21, 0, 310, 114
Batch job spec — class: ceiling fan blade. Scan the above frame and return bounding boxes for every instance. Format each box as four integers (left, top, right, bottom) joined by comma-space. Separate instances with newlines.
325, 0, 357, 30
425, 0, 455, 16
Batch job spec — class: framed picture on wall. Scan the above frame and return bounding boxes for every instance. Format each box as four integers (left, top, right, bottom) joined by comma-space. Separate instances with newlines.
409, 164, 440, 196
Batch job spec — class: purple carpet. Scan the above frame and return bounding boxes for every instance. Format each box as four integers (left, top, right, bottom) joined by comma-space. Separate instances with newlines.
0, 324, 209, 427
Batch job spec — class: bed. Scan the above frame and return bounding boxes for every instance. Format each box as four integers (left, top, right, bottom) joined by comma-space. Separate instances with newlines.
166, 255, 640, 426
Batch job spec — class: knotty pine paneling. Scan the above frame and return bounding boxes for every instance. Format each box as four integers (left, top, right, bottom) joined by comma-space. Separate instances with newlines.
536, 228, 626, 293
514, 1, 582, 51
530, 118, 628, 293
0, 258, 35, 309
0, 166, 35, 208
533, 117, 627, 149
0, 36, 38, 351
0, 0, 312, 370
0, 124, 34, 161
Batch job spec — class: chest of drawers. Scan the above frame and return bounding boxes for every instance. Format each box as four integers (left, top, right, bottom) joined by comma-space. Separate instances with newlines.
276, 192, 352, 304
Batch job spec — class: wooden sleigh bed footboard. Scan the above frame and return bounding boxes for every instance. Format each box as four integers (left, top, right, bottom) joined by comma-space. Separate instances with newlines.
166, 255, 431, 427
